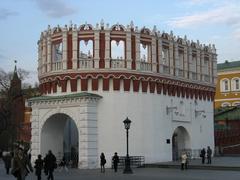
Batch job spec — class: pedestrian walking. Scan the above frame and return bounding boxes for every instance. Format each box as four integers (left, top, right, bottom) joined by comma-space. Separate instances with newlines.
112, 152, 119, 172
11, 145, 33, 180
100, 152, 106, 173
34, 154, 44, 180
44, 150, 57, 180
59, 156, 68, 172
207, 146, 212, 164
2, 151, 12, 174
181, 152, 187, 170
200, 148, 206, 164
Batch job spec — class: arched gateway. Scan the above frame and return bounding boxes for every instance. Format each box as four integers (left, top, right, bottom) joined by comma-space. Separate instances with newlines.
29, 21, 216, 169
172, 126, 190, 161
29, 93, 102, 168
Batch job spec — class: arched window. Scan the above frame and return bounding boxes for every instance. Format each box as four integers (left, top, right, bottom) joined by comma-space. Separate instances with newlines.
231, 77, 240, 91
52, 42, 62, 61
79, 40, 93, 59
221, 102, 231, 107
232, 101, 240, 106
111, 40, 125, 59
140, 43, 151, 62
220, 78, 230, 92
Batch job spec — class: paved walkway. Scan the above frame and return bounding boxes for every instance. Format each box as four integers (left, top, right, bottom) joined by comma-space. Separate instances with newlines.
0, 157, 240, 180
145, 157, 240, 170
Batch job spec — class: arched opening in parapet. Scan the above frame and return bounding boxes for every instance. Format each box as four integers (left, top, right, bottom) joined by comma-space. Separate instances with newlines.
79, 40, 93, 58
111, 40, 125, 59
172, 126, 190, 161
140, 43, 151, 62
41, 113, 79, 167
52, 42, 63, 62
111, 40, 125, 68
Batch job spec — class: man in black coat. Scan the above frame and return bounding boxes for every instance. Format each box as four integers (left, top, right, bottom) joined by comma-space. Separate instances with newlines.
44, 150, 56, 180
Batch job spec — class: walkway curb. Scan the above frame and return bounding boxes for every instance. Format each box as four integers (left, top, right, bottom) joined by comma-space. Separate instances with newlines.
143, 164, 240, 171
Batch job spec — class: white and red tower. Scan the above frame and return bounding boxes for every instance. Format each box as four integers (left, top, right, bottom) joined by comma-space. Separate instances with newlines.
29, 21, 217, 168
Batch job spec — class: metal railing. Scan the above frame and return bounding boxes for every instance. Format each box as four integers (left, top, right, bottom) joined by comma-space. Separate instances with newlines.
111, 59, 125, 68
111, 156, 145, 168
78, 58, 93, 69
51, 61, 62, 71
139, 61, 152, 71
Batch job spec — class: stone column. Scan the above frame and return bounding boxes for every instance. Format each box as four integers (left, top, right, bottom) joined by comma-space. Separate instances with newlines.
62, 28, 68, 70
169, 41, 174, 75
30, 108, 40, 164
37, 40, 42, 76
41, 36, 47, 73
183, 46, 188, 78
174, 43, 179, 76
94, 30, 100, 68
72, 29, 78, 69
151, 38, 157, 72
47, 35, 52, 72
104, 30, 110, 68
188, 47, 192, 79
196, 49, 201, 81
78, 98, 99, 169
158, 38, 163, 73
135, 33, 141, 70
200, 51, 205, 81
212, 54, 217, 84
126, 31, 132, 69
209, 53, 213, 83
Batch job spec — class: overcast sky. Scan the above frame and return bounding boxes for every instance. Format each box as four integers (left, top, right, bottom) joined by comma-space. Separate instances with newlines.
0, 0, 240, 84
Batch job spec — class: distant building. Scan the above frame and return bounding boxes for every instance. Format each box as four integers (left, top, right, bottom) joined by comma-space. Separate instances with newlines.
29, 22, 217, 168
214, 60, 240, 154
215, 60, 240, 108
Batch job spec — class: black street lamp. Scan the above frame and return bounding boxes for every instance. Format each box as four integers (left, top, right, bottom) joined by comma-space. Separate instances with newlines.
123, 117, 133, 174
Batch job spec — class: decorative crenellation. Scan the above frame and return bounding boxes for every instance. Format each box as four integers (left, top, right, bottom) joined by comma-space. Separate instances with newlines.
38, 21, 217, 98
38, 72, 215, 101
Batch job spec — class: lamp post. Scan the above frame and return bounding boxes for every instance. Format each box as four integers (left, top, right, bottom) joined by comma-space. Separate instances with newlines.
123, 117, 133, 174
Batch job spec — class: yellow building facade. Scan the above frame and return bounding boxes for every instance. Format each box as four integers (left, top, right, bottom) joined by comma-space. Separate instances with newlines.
215, 61, 240, 108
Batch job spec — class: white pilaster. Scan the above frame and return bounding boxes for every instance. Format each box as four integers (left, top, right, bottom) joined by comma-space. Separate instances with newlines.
62, 28, 68, 70
188, 47, 192, 79
42, 37, 47, 73
196, 49, 201, 81
174, 43, 179, 76
200, 51, 205, 81
126, 31, 132, 69
47, 35, 52, 72
151, 39, 157, 72
94, 30, 100, 68
104, 31, 110, 68
78, 101, 98, 169
158, 38, 163, 73
184, 46, 188, 78
72, 29, 78, 69
135, 33, 141, 70
169, 41, 174, 75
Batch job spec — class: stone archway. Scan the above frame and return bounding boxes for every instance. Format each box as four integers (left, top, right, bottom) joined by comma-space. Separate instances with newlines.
29, 92, 102, 169
41, 113, 79, 166
172, 126, 190, 161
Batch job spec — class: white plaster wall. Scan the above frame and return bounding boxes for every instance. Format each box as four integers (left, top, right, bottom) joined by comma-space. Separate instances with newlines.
88, 88, 214, 167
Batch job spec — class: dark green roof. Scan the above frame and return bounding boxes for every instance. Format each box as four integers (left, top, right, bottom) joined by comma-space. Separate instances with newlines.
28, 92, 102, 102
215, 106, 240, 121
217, 60, 240, 71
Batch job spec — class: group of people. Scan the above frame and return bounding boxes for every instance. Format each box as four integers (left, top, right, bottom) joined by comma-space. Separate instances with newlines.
34, 150, 57, 180
1, 146, 57, 180
181, 146, 213, 170
200, 146, 212, 164
100, 152, 119, 173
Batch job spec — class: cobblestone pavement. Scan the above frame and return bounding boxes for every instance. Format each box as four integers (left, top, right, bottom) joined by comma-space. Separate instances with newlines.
1, 161, 240, 180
